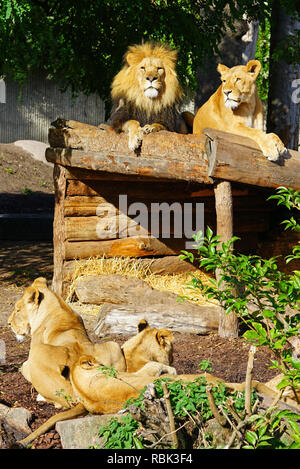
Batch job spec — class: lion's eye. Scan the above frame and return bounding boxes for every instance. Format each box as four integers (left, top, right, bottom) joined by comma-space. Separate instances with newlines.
235, 77, 241, 82
157, 67, 163, 72
222, 79, 226, 83
140, 66, 145, 71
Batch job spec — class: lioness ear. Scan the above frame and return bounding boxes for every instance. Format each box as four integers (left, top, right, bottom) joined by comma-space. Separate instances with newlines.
246, 60, 261, 78
156, 329, 173, 346
25, 287, 43, 307
78, 355, 97, 369
217, 64, 229, 75
137, 319, 149, 333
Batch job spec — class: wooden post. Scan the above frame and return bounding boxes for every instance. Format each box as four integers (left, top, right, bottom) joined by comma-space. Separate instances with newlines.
214, 180, 239, 338
52, 164, 66, 295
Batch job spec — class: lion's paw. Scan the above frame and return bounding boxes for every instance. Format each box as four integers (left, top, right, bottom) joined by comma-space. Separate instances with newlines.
261, 133, 287, 162
158, 365, 177, 376
142, 124, 156, 135
128, 128, 143, 151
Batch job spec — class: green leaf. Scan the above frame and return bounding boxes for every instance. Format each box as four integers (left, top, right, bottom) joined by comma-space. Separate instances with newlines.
245, 430, 258, 446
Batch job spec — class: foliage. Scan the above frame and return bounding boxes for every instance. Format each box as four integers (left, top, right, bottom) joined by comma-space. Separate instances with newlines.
243, 408, 300, 449
98, 376, 257, 449
0, 0, 299, 113
255, 18, 271, 102
179, 186, 300, 447
98, 414, 143, 449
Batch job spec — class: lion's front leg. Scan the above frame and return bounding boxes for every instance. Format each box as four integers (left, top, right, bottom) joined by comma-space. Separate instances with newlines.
122, 120, 144, 151
235, 124, 287, 162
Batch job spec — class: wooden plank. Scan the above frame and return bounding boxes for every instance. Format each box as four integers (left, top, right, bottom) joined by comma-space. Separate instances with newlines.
64, 194, 273, 217
52, 164, 66, 295
65, 179, 215, 199
204, 128, 300, 190
64, 237, 183, 259
46, 146, 210, 184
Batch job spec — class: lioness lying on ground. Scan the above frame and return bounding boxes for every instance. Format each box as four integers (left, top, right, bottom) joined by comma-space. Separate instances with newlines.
8, 278, 176, 410
193, 60, 287, 162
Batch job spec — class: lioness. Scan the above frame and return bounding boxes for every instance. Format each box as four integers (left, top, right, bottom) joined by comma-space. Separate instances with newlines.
193, 60, 287, 162
8, 278, 176, 410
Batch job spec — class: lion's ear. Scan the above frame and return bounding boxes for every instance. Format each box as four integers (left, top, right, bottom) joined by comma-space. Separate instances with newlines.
246, 60, 261, 78
217, 64, 229, 75
137, 319, 149, 333
78, 355, 98, 369
25, 287, 43, 307
125, 52, 139, 66
156, 329, 173, 347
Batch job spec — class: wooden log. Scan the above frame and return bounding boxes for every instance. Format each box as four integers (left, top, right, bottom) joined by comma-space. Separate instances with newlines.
205, 128, 300, 191
214, 180, 239, 339
94, 303, 220, 336
64, 194, 274, 217
64, 236, 179, 259
65, 179, 215, 199
46, 147, 210, 184
52, 164, 66, 295
76, 275, 220, 335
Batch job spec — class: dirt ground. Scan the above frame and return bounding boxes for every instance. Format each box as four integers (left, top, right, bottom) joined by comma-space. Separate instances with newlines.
0, 144, 279, 449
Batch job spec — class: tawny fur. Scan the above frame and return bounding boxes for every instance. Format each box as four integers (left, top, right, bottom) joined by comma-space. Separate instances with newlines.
193, 60, 287, 162
109, 42, 189, 151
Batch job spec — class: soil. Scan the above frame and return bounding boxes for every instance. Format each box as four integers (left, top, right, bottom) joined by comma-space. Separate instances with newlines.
0, 144, 279, 450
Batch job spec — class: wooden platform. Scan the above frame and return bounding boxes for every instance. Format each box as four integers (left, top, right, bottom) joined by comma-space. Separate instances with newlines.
46, 120, 300, 297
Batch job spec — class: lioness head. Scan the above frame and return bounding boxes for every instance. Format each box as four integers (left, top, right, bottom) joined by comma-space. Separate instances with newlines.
8, 277, 47, 342
217, 60, 261, 110
111, 42, 183, 113
122, 319, 174, 372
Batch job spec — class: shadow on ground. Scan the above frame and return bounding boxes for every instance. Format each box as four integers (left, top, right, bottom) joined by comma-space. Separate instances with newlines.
0, 241, 53, 285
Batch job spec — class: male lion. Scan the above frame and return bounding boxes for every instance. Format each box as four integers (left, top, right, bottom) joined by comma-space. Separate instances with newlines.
109, 42, 190, 151
8, 278, 176, 411
193, 60, 287, 162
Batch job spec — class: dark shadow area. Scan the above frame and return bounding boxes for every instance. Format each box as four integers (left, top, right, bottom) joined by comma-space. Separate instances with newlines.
0, 240, 53, 285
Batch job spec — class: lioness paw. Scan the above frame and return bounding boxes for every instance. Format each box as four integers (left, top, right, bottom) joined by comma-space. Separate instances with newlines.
158, 365, 177, 376
261, 133, 287, 162
128, 128, 143, 151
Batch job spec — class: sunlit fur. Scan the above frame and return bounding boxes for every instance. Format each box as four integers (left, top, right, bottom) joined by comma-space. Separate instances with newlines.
111, 42, 183, 117
193, 60, 287, 162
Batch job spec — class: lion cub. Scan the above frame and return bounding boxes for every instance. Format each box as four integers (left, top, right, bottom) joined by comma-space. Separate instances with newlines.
193, 60, 287, 162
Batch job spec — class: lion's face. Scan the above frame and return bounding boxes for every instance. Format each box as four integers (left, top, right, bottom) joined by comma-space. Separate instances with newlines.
8, 278, 46, 342
137, 57, 166, 99
111, 42, 183, 113
217, 60, 261, 110
121, 319, 174, 372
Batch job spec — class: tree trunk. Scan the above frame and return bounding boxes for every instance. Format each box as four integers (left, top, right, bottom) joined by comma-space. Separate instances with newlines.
267, 5, 300, 151
214, 181, 239, 338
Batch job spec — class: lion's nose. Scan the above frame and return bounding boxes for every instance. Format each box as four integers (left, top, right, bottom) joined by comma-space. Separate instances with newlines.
224, 90, 232, 96
146, 75, 157, 83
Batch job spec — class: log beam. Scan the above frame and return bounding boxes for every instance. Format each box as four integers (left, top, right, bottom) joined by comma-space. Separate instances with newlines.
205, 128, 300, 191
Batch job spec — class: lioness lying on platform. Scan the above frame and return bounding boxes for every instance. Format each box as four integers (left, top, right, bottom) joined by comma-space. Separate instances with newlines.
193, 60, 287, 162
8, 278, 176, 409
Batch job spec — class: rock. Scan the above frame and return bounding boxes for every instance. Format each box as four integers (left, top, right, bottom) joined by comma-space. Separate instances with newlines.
0, 404, 32, 437
56, 414, 122, 449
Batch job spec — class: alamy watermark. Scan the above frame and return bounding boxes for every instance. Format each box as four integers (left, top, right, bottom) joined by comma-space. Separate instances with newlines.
0, 339, 5, 364
96, 195, 204, 249
0, 79, 6, 104
292, 79, 300, 104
